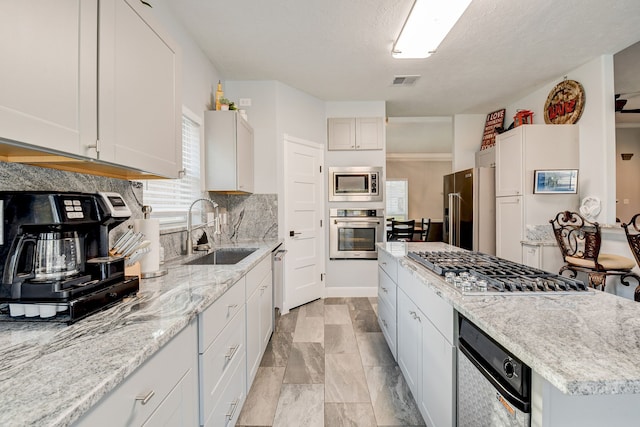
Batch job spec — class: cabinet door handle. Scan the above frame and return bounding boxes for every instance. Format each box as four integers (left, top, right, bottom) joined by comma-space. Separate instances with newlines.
135, 390, 155, 405
381, 287, 388, 293
225, 344, 240, 361
226, 397, 240, 419
381, 318, 387, 327
409, 311, 421, 322
227, 303, 238, 310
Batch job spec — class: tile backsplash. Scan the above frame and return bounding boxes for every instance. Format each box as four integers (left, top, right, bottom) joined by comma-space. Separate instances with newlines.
0, 162, 278, 261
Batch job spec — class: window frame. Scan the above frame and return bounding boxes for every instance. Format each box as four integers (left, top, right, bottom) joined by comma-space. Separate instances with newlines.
141, 107, 204, 229
385, 178, 408, 221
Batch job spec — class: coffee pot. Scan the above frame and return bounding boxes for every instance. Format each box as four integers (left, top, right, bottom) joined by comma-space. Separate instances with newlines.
33, 231, 82, 281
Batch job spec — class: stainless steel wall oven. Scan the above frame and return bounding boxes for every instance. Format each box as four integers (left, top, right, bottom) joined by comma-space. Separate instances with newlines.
329, 208, 384, 259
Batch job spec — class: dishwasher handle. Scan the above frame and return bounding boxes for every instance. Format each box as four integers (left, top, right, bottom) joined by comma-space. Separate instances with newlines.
274, 249, 287, 261
458, 338, 531, 413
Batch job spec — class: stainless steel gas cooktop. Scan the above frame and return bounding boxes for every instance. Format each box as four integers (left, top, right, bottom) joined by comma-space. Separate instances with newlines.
407, 251, 592, 295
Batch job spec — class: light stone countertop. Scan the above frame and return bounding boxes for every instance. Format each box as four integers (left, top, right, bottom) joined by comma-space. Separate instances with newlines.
379, 241, 640, 396
0, 239, 282, 427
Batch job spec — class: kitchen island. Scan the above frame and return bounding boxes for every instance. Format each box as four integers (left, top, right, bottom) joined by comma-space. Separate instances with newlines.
379, 241, 640, 426
0, 240, 281, 427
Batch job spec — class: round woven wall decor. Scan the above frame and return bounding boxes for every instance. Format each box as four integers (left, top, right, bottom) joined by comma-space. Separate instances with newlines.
543, 80, 585, 124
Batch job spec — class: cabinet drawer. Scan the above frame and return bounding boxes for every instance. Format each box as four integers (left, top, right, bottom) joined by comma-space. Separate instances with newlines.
199, 277, 245, 353
378, 250, 398, 282
246, 256, 271, 296
76, 321, 197, 427
378, 267, 397, 310
142, 367, 198, 427
378, 296, 396, 359
204, 353, 246, 427
398, 265, 454, 344
200, 305, 245, 419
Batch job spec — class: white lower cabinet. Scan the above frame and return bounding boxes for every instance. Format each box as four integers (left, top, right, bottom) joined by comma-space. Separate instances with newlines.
397, 289, 421, 396
77, 253, 275, 427
420, 313, 455, 427
75, 320, 198, 427
198, 277, 246, 426
246, 256, 274, 388
378, 250, 398, 360
396, 264, 455, 427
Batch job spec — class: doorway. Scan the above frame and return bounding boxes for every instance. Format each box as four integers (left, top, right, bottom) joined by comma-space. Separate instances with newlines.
283, 135, 325, 313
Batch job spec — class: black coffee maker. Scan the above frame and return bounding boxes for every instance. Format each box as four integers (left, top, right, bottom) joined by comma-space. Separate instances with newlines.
0, 191, 139, 323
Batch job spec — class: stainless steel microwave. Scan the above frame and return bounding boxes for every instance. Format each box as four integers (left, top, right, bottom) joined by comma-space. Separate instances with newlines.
329, 166, 383, 202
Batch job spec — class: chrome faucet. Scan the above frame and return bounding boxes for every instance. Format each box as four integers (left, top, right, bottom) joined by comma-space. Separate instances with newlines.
186, 198, 220, 255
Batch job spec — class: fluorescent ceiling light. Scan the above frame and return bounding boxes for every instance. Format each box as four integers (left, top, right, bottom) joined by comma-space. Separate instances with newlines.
392, 0, 472, 59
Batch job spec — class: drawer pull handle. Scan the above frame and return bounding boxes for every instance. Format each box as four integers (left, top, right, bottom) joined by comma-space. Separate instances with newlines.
225, 344, 240, 361
409, 311, 421, 322
226, 397, 240, 419
135, 390, 155, 405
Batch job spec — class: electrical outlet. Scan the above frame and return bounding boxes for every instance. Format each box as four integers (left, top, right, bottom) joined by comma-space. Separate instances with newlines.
239, 98, 252, 107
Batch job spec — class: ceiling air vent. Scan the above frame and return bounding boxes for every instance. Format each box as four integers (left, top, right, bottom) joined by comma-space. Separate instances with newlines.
392, 75, 420, 86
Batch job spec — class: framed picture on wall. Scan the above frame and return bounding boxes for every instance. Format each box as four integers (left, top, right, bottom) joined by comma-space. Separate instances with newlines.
533, 169, 579, 194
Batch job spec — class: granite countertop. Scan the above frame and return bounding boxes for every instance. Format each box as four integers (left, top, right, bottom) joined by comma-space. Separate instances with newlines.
0, 239, 282, 427
378, 241, 640, 396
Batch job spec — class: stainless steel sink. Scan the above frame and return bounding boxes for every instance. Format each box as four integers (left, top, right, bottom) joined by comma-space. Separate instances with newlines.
183, 248, 257, 265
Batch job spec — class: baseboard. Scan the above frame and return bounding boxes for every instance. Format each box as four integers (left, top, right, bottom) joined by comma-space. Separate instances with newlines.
324, 286, 378, 298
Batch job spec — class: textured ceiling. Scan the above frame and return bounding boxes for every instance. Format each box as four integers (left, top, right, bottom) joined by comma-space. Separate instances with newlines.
166, 0, 640, 118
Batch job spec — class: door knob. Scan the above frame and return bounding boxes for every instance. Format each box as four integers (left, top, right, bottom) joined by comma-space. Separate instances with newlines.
289, 230, 301, 237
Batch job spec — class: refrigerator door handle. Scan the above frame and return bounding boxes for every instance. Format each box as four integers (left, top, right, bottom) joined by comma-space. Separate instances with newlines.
456, 193, 462, 247
448, 193, 460, 246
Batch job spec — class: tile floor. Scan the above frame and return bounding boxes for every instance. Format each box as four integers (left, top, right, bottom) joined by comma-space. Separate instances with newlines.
237, 297, 425, 427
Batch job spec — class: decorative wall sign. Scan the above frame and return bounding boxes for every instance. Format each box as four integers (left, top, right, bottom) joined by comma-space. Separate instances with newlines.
480, 108, 505, 150
544, 79, 585, 124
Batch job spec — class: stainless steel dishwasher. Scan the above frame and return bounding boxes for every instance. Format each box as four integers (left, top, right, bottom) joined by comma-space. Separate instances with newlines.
458, 315, 532, 427
272, 244, 286, 324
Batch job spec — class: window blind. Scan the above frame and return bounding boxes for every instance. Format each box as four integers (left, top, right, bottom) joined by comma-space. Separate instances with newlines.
386, 179, 408, 220
142, 114, 202, 226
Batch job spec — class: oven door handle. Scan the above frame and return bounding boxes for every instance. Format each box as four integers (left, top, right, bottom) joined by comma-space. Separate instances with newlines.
333, 220, 381, 226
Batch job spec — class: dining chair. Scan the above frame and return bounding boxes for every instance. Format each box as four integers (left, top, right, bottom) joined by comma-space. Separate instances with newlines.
550, 211, 638, 290
420, 218, 432, 241
390, 220, 415, 242
386, 217, 395, 240
621, 213, 640, 301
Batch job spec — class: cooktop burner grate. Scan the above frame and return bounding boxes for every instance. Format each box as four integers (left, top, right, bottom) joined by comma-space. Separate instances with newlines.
407, 251, 591, 295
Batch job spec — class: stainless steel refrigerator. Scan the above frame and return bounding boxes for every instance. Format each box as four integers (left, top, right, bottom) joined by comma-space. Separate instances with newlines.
443, 167, 495, 254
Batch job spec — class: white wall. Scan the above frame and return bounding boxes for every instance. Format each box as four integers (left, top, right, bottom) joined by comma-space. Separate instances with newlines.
452, 114, 486, 171
504, 55, 616, 224
225, 80, 326, 247
616, 127, 640, 221
324, 101, 386, 295
151, 1, 220, 120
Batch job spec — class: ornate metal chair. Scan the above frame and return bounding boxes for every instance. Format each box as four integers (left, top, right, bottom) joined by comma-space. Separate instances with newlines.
550, 211, 638, 290
390, 219, 415, 242
621, 213, 640, 301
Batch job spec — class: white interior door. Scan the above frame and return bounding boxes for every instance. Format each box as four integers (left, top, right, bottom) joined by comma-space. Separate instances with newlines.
283, 135, 325, 312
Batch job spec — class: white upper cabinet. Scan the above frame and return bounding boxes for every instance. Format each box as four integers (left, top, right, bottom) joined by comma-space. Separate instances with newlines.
98, 0, 182, 178
205, 111, 254, 193
0, 1, 98, 157
0, 0, 182, 178
327, 117, 384, 150
495, 129, 523, 197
